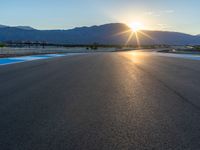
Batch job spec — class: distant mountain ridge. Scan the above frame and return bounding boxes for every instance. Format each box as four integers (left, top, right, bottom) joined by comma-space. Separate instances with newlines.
14, 26, 35, 30
0, 25, 35, 30
0, 23, 200, 45
0, 25, 8, 28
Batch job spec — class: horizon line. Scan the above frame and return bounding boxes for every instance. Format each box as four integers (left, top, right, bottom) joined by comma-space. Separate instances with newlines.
0, 22, 198, 36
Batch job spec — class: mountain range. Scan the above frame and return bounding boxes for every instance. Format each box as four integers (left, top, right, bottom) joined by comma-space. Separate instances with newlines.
0, 23, 200, 45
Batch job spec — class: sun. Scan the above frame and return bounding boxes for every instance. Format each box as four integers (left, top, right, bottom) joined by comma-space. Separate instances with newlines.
128, 22, 144, 32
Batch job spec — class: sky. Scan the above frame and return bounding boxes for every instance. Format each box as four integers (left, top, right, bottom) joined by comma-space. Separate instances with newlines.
1, 0, 200, 34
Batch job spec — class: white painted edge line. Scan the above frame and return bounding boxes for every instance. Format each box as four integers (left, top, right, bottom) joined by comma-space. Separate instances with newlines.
0, 53, 85, 66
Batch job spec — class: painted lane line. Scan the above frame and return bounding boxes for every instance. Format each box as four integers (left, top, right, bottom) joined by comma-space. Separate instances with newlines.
0, 58, 25, 65
0, 53, 83, 66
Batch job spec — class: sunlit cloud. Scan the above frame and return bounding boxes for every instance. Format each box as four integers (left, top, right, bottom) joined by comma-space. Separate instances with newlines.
144, 11, 160, 17
163, 10, 174, 13
144, 10, 174, 17
157, 24, 172, 30
144, 11, 154, 16
154, 14, 161, 17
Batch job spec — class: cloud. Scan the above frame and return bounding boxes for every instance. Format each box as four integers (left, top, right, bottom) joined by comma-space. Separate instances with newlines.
144, 10, 174, 17
144, 11, 161, 17
157, 24, 172, 30
144, 11, 154, 15
163, 10, 174, 13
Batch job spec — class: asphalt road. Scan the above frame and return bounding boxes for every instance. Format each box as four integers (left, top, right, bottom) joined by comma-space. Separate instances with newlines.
0, 51, 200, 150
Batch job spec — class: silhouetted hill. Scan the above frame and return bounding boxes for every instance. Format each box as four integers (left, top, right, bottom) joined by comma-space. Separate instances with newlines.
0, 25, 35, 30
0, 25, 8, 28
14, 26, 35, 30
0, 23, 200, 45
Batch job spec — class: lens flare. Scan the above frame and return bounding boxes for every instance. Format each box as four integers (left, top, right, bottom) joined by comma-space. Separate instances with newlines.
128, 22, 144, 32
113, 21, 157, 47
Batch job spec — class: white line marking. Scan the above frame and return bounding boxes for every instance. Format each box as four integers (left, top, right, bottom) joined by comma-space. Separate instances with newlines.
0, 53, 84, 66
